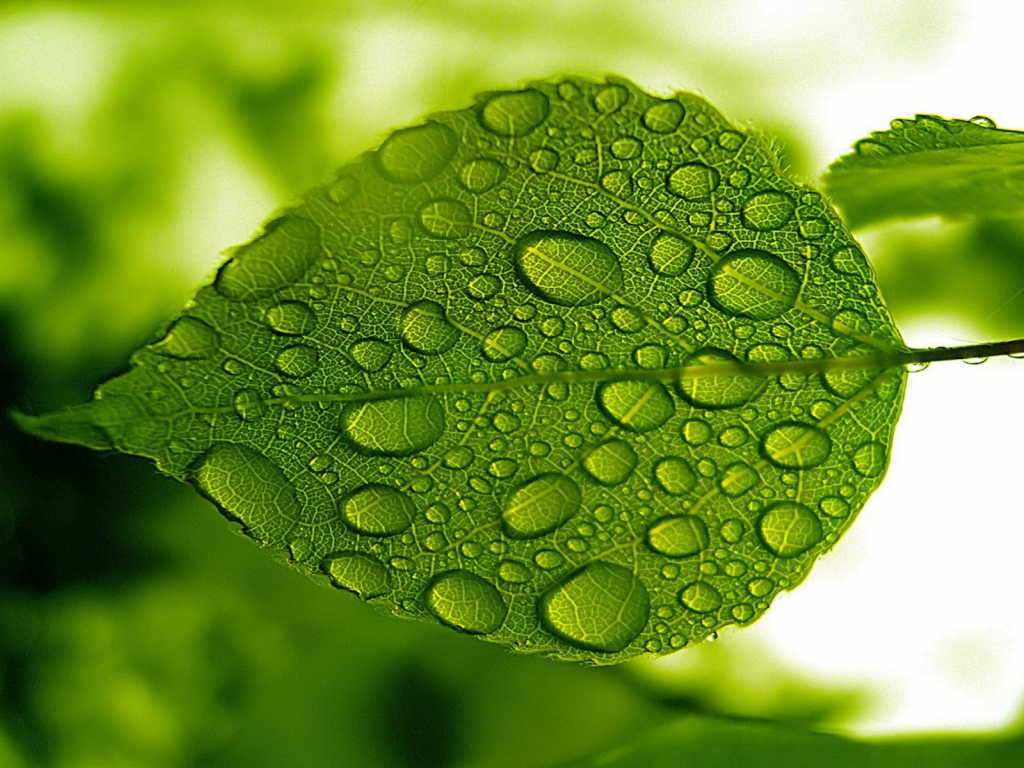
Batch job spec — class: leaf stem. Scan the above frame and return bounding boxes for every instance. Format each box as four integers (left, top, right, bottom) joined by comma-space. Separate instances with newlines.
902, 337, 1024, 364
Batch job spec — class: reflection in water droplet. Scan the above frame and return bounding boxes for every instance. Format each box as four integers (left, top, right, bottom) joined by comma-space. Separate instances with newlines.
679, 581, 722, 613
584, 440, 638, 486
819, 496, 850, 518
459, 158, 507, 193
741, 191, 795, 231
758, 501, 822, 558
503, 473, 581, 539
426, 570, 507, 634
597, 380, 676, 433
324, 552, 392, 598
341, 484, 414, 536
667, 163, 719, 200
653, 457, 697, 496
401, 300, 460, 354
610, 306, 645, 333
648, 234, 694, 277
514, 230, 623, 306
377, 121, 459, 183
215, 216, 323, 301
718, 462, 760, 497
708, 250, 799, 320
642, 100, 685, 133
539, 562, 649, 653
594, 84, 629, 114
340, 395, 445, 456
233, 388, 264, 421
530, 148, 559, 173
275, 344, 318, 377
192, 442, 298, 544
497, 559, 533, 584
610, 136, 643, 159
351, 338, 394, 372
266, 301, 317, 336
762, 422, 832, 469
480, 89, 550, 136
419, 199, 473, 238
482, 325, 528, 362
647, 515, 709, 557
678, 348, 765, 409
152, 316, 219, 359
853, 441, 887, 477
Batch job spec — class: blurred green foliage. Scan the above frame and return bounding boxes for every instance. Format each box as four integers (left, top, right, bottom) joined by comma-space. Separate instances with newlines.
2, 1, 1023, 766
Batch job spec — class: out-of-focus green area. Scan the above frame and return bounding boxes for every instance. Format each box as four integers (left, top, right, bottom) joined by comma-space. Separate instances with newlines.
2, 1, 1023, 766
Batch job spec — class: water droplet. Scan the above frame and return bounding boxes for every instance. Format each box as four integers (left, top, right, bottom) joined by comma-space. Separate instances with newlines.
667, 163, 719, 200
679, 581, 722, 613
377, 121, 458, 183
758, 501, 822, 558
970, 115, 996, 128
266, 301, 316, 336
401, 300, 460, 354
530, 148, 559, 173
584, 440, 638, 486
731, 603, 755, 622
853, 441, 887, 477
215, 216, 323, 301
419, 198, 473, 239
681, 419, 712, 445
855, 139, 891, 157
152, 316, 219, 359
442, 446, 473, 470
340, 395, 445, 456
819, 496, 850, 518
482, 326, 527, 362
458, 157, 507, 194
653, 457, 696, 496
488, 457, 518, 479
678, 348, 765, 409
718, 462, 760, 497
324, 552, 391, 598
610, 306, 645, 333
799, 218, 828, 240
233, 388, 264, 421
720, 518, 745, 544
351, 338, 394, 372
597, 380, 675, 432
831, 246, 863, 275
514, 230, 623, 306
642, 100, 685, 133
539, 562, 649, 652
708, 250, 799, 319
600, 170, 632, 196
534, 549, 565, 569
646, 515, 710, 557
717, 131, 744, 151
503, 473, 581, 539
191, 442, 298, 544
762, 422, 832, 469
466, 273, 502, 300
648, 233, 694, 277
425, 502, 450, 524
426, 570, 507, 634
498, 559, 533, 584
275, 344, 318, 377
594, 83, 629, 114
633, 344, 667, 369
748, 577, 774, 597
340, 483, 414, 536
480, 89, 550, 136
741, 191, 795, 231
610, 136, 643, 159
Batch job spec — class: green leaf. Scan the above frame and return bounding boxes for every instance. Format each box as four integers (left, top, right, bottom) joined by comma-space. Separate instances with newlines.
824, 114, 1024, 229
559, 716, 1024, 768
17, 77, 906, 663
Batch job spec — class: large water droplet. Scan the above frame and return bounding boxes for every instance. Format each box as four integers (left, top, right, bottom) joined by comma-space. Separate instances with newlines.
482, 325, 527, 362
340, 483, 414, 536
192, 442, 298, 544
459, 158, 506, 193
324, 552, 392, 598
351, 338, 394, 372
853, 441, 887, 477
642, 100, 685, 133
646, 515, 709, 557
401, 300, 460, 354
679, 581, 722, 613
597, 380, 675, 433
653, 457, 697, 496
667, 163, 719, 200
610, 306, 645, 333
215, 216, 323, 301
708, 250, 800, 320
741, 191, 795, 231
377, 121, 459, 183
266, 301, 317, 336
514, 230, 623, 306
480, 89, 550, 137
718, 462, 760, 496
419, 199, 473, 239
678, 347, 765, 409
583, 439, 638, 486
539, 562, 649, 653
426, 570, 507, 634
498, 559, 533, 584
594, 83, 629, 113
762, 422, 832, 469
502, 473, 581, 539
648, 234, 694, 277
152, 316, 219, 359
758, 501, 822, 558
340, 395, 445, 456
275, 344, 318, 377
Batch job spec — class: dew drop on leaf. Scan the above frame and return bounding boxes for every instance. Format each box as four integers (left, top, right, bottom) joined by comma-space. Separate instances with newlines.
324, 552, 392, 598
425, 570, 507, 634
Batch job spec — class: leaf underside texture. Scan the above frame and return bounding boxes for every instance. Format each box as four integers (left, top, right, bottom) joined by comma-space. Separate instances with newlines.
19, 77, 906, 663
